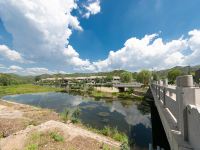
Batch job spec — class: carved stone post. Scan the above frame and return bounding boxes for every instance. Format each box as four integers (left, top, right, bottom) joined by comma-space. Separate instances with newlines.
163, 79, 168, 107
176, 75, 194, 141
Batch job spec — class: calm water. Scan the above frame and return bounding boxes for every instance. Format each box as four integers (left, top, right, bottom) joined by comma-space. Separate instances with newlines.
3, 92, 152, 149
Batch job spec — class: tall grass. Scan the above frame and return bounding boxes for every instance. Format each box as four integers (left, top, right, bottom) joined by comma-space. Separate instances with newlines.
60, 108, 81, 123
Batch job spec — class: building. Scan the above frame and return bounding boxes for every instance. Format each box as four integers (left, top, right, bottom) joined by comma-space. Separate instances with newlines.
112, 76, 120, 84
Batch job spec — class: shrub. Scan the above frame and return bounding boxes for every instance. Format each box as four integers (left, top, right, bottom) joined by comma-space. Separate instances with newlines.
120, 141, 130, 150
25, 144, 38, 150
61, 108, 70, 122
50, 132, 64, 142
71, 108, 81, 123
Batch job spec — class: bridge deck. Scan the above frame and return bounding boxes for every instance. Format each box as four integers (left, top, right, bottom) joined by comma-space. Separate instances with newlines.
150, 75, 200, 150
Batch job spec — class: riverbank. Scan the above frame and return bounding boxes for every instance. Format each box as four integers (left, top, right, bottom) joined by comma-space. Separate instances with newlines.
65, 87, 146, 101
0, 100, 121, 150
0, 84, 62, 97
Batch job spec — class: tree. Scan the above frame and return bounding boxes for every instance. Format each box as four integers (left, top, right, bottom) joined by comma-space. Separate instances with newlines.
104, 75, 113, 83
136, 70, 152, 85
120, 72, 132, 83
167, 69, 182, 84
0, 74, 11, 86
35, 76, 41, 82
152, 72, 159, 81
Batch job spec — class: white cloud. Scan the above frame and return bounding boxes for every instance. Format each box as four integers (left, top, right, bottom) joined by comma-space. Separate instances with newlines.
83, 0, 101, 18
8, 65, 23, 72
0, 0, 200, 73
0, 45, 23, 62
6, 65, 55, 75
185, 29, 200, 65
25, 67, 54, 75
92, 33, 188, 71
63, 45, 94, 71
0, 0, 82, 67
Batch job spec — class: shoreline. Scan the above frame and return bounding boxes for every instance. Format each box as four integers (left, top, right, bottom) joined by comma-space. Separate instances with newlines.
0, 99, 122, 150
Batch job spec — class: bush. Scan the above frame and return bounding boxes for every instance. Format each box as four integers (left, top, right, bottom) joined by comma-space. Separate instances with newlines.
61, 108, 70, 122
50, 132, 64, 142
25, 144, 38, 150
60, 108, 81, 124
120, 141, 130, 150
71, 108, 81, 123
101, 126, 128, 143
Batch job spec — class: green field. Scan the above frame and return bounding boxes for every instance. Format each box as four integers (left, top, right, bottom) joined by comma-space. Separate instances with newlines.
0, 84, 62, 97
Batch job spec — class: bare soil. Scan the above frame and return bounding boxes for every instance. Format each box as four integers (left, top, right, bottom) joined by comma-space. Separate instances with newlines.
0, 100, 120, 150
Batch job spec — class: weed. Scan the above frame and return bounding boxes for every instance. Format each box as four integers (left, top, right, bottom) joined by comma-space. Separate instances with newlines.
61, 108, 70, 122
50, 132, 64, 142
120, 141, 130, 150
25, 144, 38, 150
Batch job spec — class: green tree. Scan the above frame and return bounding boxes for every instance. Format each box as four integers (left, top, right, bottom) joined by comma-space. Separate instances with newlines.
120, 72, 132, 83
167, 69, 182, 84
104, 75, 113, 83
35, 76, 41, 82
136, 70, 152, 85
0, 74, 11, 86
152, 72, 159, 81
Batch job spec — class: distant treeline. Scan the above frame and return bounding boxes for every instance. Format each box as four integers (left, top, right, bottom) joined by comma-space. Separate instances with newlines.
0, 65, 200, 86
0, 73, 34, 86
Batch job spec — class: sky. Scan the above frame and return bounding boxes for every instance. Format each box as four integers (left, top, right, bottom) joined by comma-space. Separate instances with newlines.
0, 0, 200, 75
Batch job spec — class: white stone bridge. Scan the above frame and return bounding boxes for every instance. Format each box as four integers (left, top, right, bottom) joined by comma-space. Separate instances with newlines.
150, 75, 200, 150
113, 82, 143, 92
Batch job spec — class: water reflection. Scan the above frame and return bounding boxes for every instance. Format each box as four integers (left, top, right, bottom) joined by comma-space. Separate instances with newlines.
3, 92, 151, 149
110, 101, 151, 128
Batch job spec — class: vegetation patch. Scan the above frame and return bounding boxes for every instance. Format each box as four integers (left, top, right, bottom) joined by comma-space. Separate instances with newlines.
25, 130, 65, 150
50, 132, 64, 142
98, 112, 110, 117
60, 107, 81, 123
0, 84, 62, 97
84, 125, 128, 144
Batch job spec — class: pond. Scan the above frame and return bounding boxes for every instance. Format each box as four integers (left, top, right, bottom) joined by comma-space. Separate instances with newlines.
3, 92, 152, 149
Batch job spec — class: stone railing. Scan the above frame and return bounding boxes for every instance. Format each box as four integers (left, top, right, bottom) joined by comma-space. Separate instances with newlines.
151, 75, 200, 149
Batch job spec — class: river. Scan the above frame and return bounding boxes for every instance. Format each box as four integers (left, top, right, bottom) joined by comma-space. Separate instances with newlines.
3, 92, 152, 149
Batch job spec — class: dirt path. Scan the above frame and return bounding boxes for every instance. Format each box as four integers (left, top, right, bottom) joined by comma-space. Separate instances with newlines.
0, 100, 121, 150
0, 120, 120, 150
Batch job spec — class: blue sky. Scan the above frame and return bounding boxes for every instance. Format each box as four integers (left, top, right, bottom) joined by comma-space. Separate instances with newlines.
70, 0, 200, 60
0, 0, 200, 75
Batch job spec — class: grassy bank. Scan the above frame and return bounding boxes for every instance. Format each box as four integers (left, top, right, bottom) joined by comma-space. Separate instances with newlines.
66, 88, 145, 101
0, 84, 62, 97
60, 107, 129, 146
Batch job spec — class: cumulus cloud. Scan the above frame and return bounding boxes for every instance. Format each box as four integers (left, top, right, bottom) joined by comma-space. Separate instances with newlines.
185, 29, 200, 65
0, 0, 200, 74
6, 65, 55, 75
0, 45, 23, 62
64, 45, 94, 71
0, 0, 82, 67
83, 0, 101, 18
92, 34, 188, 71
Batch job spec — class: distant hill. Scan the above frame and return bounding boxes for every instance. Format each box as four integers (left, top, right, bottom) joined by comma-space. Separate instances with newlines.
156, 65, 200, 78
0, 73, 35, 86
36, 70, 131, 79
1, 65, 200, 85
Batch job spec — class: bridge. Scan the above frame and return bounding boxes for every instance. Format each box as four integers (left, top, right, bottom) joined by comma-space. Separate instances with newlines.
113, 82, 143, 92
150, 75, 200, 150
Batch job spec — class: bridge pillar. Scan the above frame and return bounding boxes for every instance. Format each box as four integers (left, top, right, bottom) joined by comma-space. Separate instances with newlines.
176, 75, 196, 141
163, 79, 168, 87
162, 79, 168, 107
